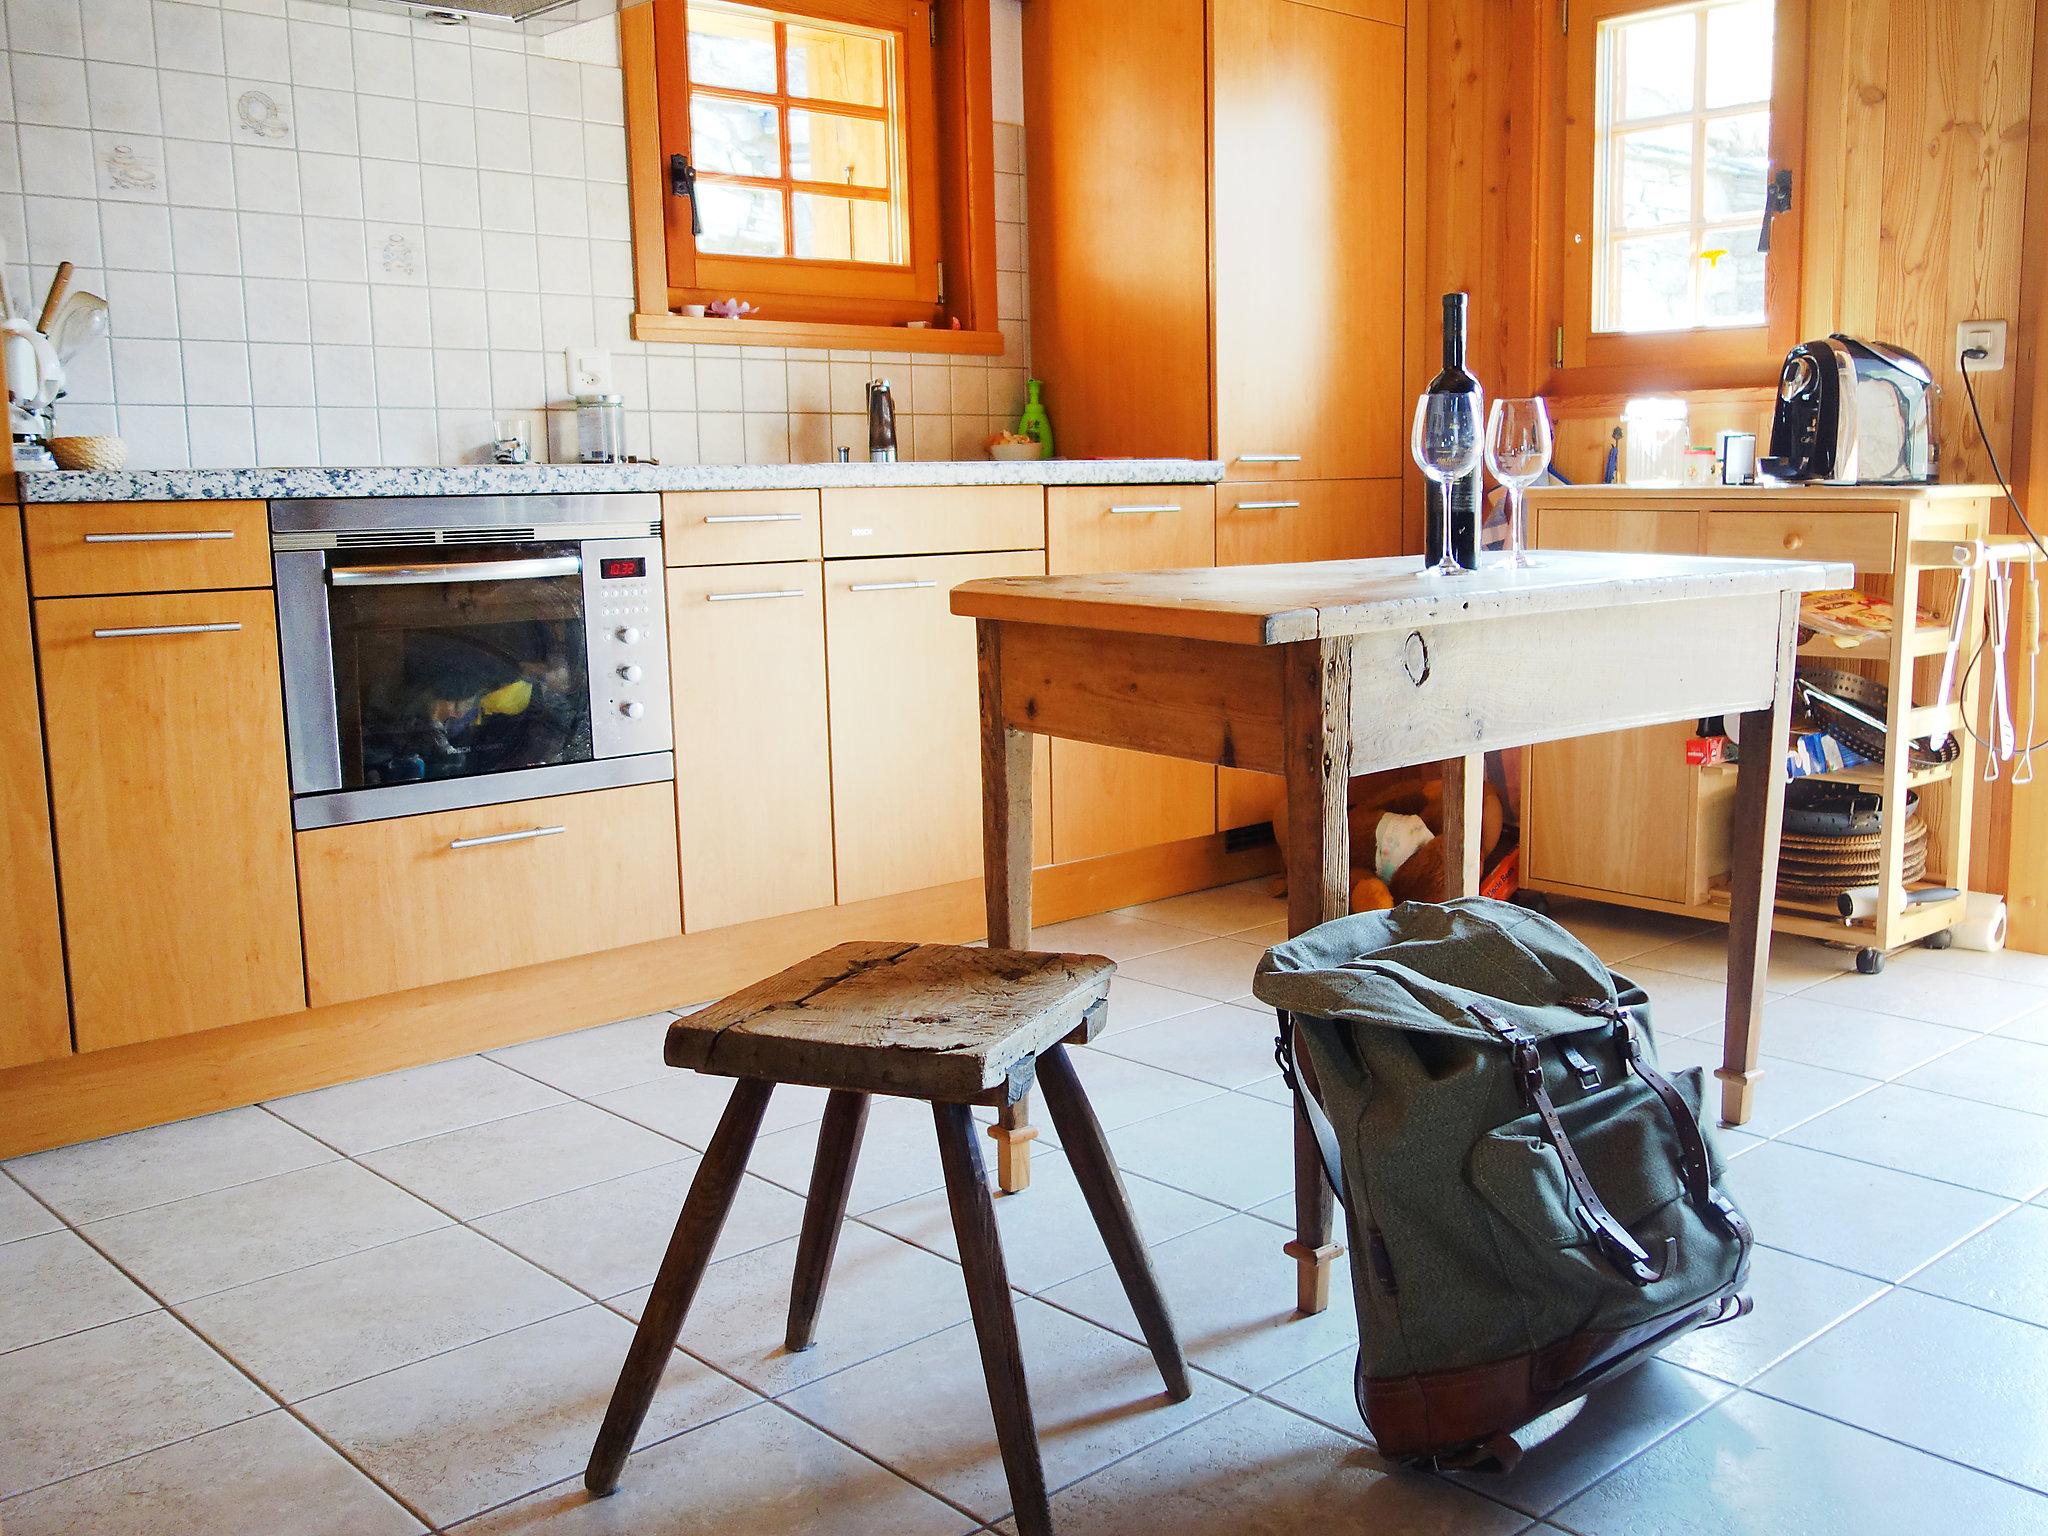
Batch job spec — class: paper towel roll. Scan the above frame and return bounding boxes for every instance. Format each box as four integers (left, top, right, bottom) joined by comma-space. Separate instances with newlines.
1952, 892, 2008, 952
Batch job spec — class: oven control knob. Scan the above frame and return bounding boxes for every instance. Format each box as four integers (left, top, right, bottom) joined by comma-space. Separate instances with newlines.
619, 700, 646, 720
615, 625, 642, 645
616, 664, 644, 682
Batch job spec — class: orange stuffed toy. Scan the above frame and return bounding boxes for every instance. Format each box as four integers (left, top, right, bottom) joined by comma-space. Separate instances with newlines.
1270, 767, 1505, 911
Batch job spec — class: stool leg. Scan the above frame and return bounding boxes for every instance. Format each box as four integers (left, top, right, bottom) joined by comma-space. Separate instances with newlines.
1036, 1044, 1192, 1401
785, 1089, 870, 1352
1284, 1031, 1342, 1317
934, 1100, 1052, 1536
586, 1077, 775, 1496
990, 1092, 1038, 1193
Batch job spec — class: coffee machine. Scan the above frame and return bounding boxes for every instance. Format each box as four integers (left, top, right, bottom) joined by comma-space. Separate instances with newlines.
1759, 335, 1938, 485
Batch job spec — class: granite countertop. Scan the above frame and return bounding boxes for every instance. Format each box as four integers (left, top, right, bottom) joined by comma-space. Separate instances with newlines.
15, 458, 1227, 503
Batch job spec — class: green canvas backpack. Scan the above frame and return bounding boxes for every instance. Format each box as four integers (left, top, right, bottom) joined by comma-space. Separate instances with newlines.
1252, 896, 1753, 1468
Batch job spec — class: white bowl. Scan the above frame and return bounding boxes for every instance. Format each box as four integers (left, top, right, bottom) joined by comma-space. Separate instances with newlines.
987, 442, 1043, 462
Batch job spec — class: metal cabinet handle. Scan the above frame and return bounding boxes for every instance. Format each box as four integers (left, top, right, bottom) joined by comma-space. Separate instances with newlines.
1108, 504, 1182, 515
84, 530, 235, 544
848, 579, 937, 592
706, 588, 805, 602
92, 622, 243, 638
1237, 453, 1302, 464
1235, 500, 1302, 511
448, 825, 567, 850
704, 513, 804, 524
331, 555, 581, 587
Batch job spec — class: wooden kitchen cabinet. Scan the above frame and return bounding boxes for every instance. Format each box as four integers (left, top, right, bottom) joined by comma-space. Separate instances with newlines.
1, 507, 70, 1068
1046, 486, 1218, 861
661, 489, 821, 567
297, 781, 683, 1007
38, 589, 306, 1050
27, 499, 272, 596
669, 561, 836, 929
825, 549, 1051, 904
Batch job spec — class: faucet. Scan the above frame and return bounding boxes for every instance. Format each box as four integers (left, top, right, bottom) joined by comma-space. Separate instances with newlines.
867, 379, 897, 463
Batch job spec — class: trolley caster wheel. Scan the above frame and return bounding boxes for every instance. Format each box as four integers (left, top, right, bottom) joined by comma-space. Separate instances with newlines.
1923, 929, 1955, 951
1511, 890, 1552, 917
1855, 947, 1886, 975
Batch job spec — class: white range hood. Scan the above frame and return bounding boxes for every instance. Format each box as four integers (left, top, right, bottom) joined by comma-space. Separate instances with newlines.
302, 0, 651, 32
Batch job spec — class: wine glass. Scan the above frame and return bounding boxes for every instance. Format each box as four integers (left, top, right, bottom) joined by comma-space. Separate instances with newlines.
1412, 391, 1484, 577
1485, 397, 1553, 569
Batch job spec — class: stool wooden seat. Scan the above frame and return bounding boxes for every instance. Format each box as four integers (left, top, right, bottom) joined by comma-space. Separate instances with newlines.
585, 941, 1192, 1536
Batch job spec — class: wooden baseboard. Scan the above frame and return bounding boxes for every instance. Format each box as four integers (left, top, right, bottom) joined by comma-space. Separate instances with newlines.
0, 832, 1276, 1159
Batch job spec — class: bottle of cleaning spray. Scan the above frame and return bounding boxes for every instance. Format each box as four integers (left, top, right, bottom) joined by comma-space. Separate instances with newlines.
1016, 378, 1054, 459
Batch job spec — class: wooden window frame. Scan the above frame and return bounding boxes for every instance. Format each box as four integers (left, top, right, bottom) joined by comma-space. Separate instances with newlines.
1558, 0, 1806, 389
623, 0, 1003, 352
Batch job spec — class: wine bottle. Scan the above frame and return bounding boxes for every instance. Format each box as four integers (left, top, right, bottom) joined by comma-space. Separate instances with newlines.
1424, 292, 1483, 570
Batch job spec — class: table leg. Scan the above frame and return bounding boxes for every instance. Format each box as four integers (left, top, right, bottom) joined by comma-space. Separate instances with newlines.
978, 619, 1038, 1191
1719, 591, 1798, 1127
1280, 639, 1352, 1314
1441, 752, 1486, 897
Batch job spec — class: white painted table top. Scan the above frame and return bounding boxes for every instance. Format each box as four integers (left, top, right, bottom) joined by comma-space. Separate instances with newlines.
952, 549, 1854, 646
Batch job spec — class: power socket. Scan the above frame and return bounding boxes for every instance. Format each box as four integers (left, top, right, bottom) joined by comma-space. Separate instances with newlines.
1957, 320, 2008, 372
567, 347, 614, 396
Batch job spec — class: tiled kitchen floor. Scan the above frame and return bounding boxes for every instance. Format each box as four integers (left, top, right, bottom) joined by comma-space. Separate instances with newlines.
7, 882, 2048, 1533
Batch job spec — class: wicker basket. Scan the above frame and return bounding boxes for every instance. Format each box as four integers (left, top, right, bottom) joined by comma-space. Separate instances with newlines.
49, 435, 127, 471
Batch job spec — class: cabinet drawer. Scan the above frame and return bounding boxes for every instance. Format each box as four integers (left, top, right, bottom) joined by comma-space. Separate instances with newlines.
662, 490, 821, 566
822, 486, 1044, 558
1702, 511, 1894, 575
1216, 479, 1401, 567
297, 781, 682, 1006
28, 500, 271, 596
1047, 484, 1216, 568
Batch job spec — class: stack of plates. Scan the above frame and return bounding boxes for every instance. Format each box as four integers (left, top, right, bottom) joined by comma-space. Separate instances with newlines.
1776, 812, 1928, 901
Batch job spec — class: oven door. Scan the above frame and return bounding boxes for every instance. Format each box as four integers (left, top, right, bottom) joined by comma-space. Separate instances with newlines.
277, 539, 671, 827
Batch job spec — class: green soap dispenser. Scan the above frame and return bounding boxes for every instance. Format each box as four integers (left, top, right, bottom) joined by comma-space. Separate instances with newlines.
1016, 378, 1054, 459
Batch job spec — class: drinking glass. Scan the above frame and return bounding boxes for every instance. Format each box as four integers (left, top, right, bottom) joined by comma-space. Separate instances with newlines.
1486, 397, 1553, 568
1412, 391, 1484, 577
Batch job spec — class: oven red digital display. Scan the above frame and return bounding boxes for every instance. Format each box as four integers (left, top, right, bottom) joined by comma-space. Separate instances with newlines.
600, 557, 647, 580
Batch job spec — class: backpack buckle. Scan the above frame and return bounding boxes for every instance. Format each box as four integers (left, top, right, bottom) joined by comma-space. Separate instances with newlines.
1468, 1004, 1544, 1103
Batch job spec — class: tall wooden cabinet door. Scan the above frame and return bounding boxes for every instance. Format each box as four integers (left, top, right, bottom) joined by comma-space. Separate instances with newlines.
825, 550, 1050, 905
39, 590, 305, 1050
1, 509, 69, 1067
1023, 0, 1211, 458
1047, 487, 1218, 862
1523, 506, 1704, 903
669, 561, 835, 929
1211, 0, 1406, 483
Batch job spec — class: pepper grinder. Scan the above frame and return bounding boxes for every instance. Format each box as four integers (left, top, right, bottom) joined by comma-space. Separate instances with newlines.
866, 379, 897, 463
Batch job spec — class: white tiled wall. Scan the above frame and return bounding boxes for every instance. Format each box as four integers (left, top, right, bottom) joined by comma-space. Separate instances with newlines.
0, 0, 1031, 469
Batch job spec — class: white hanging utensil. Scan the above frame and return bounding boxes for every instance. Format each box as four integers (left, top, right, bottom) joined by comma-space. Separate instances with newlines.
1986, 558, 2014, 781
47, 290, 107, 364
2018, 560, 2041, 786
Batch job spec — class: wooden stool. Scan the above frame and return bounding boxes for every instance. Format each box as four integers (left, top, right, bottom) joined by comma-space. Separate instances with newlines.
584, 941, 1193, 1536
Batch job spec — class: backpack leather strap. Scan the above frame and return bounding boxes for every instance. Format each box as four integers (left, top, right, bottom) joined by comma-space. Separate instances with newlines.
1275, 1010, 1348, 1202
1468, 1003, 1670, 1286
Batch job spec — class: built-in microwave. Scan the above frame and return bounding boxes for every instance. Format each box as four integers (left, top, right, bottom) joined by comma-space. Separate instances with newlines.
273, 494, 673, 829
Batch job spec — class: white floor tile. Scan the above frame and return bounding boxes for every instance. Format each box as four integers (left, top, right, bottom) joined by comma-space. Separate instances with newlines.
1552, 1390, 2048, 1536
589, 1070, 831, 1149
0, 1411, 423, 1536
1094, 1001, 1283, 1089
1755, 1286, 2048, 1494
1259, 1350, 1363, 1438
360, 1101, 689, 1220
1779, 1083, 2048, 1199
1029, 911, 1211, 962
1107, 1093, 1298, 1210
1752, 995, 1974, 1078
451, 1400, 973, 1535
1120, 879, 1289, 937
1725, 1141, 2011, 1281
1628, 930, 1852, 991
1099, 974, 1214, 1034
1622, 966, 1746, 1038
1550, 898, 1716, 965
0, 1229, 156, 1353
1898, 1033, 2048, 1116
2001, 1003, 2048, 1044
83, 1159, 450, 1303
486, 1013, 675, 1099
0, 1174, 59, 1245
784, 1297, 1238, 1523
299, 1304, 758, 1529
265, 1056, 568, 1156
1116, 936, 1268, 1002
1060, 1047, 1226, 1131
1907, 1203, 2048, 1328
744, 1095, 949, 1215
1658, 1245, 1886, 1385
5, 1107, 335, 1225
476, 1162, 807, 1299
0, 1310, 271, 1499
1893, 941, 2048, 987
180, 1224, 584, 1402
1656, 1035, 1876, 1138
1802, 964, 2048, 1031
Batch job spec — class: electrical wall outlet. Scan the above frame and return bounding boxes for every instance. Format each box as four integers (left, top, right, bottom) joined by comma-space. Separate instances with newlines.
567, 348, 614, 395
1957, 319, 2008, 372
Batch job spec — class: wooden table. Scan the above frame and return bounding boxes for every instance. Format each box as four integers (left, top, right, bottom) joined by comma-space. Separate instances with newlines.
954, 549, 1847, 1315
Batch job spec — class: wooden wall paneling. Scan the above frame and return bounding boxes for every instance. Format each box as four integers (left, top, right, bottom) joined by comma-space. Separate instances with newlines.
0, 506, 69, 1069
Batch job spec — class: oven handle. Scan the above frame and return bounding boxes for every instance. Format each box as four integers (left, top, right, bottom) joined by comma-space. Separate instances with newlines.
449, 825, 568, 851
328, 555, 584, 587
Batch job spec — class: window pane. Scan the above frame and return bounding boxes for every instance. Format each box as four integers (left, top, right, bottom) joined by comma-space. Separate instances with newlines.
789, 109, 890, 189
697, 181, 785, 257
1612, 232, 1693, 331
786, 24, 888, 108
1705, 0, 1773, 107
1703, 110, 1768, 219
692, 96, 781, 177
1617, 12, 1696, 119
1699, 233, 1766, 325
689, 6, 777, 93
793, 192, 895, 263
1617, 125, 1693, 229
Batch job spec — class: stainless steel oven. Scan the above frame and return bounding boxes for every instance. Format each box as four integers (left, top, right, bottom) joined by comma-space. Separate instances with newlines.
273, 494, 672, 829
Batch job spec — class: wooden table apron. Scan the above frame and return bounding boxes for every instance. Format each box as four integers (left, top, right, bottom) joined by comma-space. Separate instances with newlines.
963, 569, 1808, 1316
